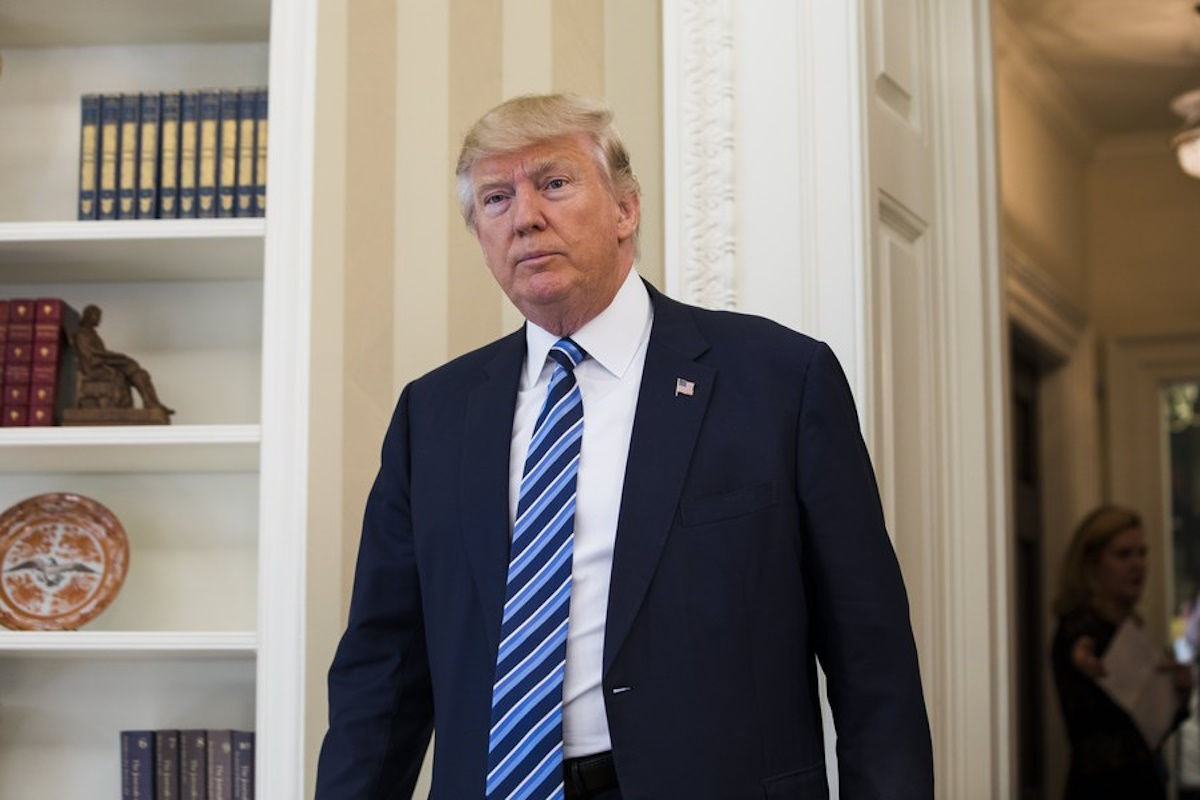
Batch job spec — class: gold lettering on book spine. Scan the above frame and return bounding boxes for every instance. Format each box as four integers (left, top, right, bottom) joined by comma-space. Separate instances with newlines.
138, 116, 158, 216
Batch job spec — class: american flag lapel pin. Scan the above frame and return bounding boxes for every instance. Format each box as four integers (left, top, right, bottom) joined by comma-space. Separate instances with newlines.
675, 377, 695, 397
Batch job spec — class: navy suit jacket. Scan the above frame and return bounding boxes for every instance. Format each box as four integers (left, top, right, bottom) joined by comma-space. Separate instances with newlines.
315, 283, 933, 799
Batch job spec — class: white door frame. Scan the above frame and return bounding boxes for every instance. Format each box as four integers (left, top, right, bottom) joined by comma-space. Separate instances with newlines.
663, 1, 1011, 795
1106, 332, 1200, 653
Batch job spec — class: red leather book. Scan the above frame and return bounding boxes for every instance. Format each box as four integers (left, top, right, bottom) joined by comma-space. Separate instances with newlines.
0, 300, 8, 414
7, 299, 34, 343
30, 299, 79, 426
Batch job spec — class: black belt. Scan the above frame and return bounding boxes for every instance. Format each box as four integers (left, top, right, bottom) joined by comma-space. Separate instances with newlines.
563, 751, 618, 799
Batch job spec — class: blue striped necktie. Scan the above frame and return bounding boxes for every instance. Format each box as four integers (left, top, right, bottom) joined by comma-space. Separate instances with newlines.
487, 337, 588, 800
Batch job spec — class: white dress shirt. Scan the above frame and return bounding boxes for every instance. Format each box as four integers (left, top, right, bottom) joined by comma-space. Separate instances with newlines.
509, 268, 653, 758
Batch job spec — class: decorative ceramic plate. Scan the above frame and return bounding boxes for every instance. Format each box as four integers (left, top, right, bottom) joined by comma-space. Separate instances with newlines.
0, 493, 129, 631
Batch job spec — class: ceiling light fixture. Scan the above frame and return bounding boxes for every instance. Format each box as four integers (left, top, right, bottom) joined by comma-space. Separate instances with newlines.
1173, 89, 1200, 180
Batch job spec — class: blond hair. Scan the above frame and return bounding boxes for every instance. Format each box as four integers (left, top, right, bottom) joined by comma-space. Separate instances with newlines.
1052, 505, 1143, 616
454, 93, 640, 232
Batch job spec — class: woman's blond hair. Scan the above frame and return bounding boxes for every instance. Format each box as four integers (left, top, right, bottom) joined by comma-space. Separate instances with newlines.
1052, 504, 1143, 616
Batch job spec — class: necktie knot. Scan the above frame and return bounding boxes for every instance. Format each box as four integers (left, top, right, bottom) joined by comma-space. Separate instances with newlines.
549, 337, 587, 373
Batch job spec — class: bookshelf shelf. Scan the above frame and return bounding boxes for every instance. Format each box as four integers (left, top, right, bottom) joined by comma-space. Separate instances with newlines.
0, 630, 256, 659
0, 424, 260, 472
0, 220, 265, 282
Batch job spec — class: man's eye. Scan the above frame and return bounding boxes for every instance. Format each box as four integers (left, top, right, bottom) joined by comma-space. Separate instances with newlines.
545, 178, 568, 190
482, 193, 507, 206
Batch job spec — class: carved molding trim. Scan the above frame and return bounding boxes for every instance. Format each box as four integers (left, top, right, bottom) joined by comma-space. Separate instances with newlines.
663, 0, 737, 309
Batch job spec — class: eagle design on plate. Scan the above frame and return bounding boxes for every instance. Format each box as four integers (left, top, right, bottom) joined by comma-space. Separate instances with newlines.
0, 493, 129, 631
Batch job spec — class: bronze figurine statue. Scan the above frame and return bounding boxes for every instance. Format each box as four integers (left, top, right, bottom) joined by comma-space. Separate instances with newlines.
62, 304, 174, 426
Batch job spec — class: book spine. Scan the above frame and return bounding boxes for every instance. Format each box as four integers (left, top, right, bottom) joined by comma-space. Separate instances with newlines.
98, 94, 122, 220
180, 730, 208, 800
179, 91, 200, 218
196, 89, 221, 218
29, 298, 78, 426
121, 730, 156, 800
78, 94, 101, 220
254, 88, 268, 217
29, 339, 60, 427
0, 300, 8, 413
217, 89, 240, 218
235, 89, 257, 217
137, 93, 161, 219
117, 93, 141, 220
232, 730, 255, 800
159, 92, 182, 219
207, 729, 233, 800
156, 729, 181, 800
3, 366, 30, 427
2, 300, 34, 428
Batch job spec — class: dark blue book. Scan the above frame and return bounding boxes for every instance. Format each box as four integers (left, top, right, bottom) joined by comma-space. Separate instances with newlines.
121, 730, 155, 800
97, 94, 122, 220
78, 94, 100, 220
156, 729, 181, 800
207, 729, 233, 800
117, 93, 141, 219
178, 91, 200, 218
232, 730, 255, 800
235, 89, 257, 217
196, 89, 220, 218
158, 92, 182, 218
253, 88, 268, 217
137, 93, 161, 219
216, 88, 240, 218
180, 729, 208, 800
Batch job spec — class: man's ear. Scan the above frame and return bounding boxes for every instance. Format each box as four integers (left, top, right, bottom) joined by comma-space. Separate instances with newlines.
616, 192, 640, 240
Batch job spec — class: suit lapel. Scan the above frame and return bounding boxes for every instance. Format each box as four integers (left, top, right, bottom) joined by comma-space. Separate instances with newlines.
461, 329, 525, 659
604, 286, 713, 673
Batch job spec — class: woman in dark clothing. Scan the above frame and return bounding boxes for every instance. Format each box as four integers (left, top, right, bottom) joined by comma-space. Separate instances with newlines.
1051, 505, 1192, 799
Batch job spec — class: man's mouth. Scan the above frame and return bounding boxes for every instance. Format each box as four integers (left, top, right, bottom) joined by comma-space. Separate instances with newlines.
516, 251, 558, 266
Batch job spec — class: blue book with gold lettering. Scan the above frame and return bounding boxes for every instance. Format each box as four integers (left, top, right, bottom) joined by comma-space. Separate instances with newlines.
158, 92, 182, 219
235, 89, 257, 217
136, 93, 161, 219
78, 94, 100, 220
232, 730, 255, 799
121, 730, 155, 800
97, 94, 122, 220
254, 88, 268, 217
216, 89, 239, 218
117, 93, 140, 219
179, 91, 200, 218
196, 89, 220, 218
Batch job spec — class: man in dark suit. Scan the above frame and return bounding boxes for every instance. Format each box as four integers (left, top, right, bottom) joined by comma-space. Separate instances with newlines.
315, 93, 933, 799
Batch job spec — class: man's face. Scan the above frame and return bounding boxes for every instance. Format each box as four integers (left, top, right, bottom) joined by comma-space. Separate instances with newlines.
469, 134, 639, 335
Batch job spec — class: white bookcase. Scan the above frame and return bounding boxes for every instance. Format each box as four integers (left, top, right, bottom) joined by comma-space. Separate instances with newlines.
0, 1, 315, 797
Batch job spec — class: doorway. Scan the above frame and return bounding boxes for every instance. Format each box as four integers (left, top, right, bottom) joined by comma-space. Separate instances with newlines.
1012, 325, 1047, 800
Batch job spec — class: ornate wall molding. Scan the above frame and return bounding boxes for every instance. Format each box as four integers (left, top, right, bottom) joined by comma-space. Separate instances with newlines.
662, 0, 737, 309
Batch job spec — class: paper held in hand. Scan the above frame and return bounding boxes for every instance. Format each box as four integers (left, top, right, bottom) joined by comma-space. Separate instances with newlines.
1098, 617, 1180, 748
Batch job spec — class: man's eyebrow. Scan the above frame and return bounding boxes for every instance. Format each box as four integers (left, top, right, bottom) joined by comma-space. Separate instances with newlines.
475, 157, 577, 194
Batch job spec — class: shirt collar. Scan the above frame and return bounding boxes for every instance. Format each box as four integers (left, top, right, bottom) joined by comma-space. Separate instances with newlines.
524, 268, 653, 383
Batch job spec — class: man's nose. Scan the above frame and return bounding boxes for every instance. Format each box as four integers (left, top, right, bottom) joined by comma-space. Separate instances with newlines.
512, 186, 547, 233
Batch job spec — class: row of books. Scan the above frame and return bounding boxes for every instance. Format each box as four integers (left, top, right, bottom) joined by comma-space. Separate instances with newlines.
79, 88, 268, 221
0, 298, 77, 427
122, 729, 255, 800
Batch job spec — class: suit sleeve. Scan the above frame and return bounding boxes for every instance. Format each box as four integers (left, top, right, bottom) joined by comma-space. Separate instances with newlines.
315, 385, 434, 799
796, 342, 934, 798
